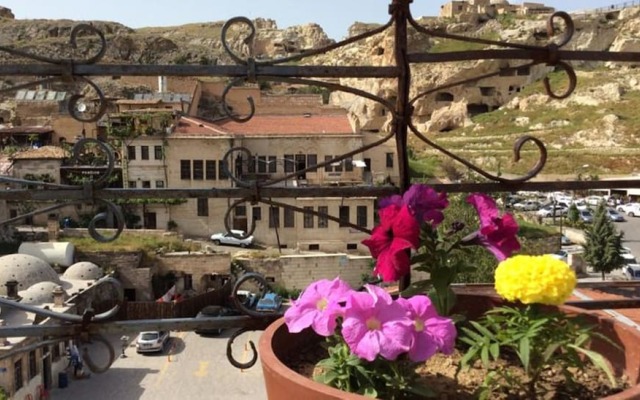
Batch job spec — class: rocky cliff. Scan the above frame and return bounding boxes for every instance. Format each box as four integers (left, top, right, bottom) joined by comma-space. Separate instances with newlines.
1, 5, 640, 176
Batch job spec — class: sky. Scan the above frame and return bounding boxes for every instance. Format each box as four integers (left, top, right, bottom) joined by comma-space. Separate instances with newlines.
0, 1, 621, 40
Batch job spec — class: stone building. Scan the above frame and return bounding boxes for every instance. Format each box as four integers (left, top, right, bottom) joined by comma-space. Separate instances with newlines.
439, 0, 554, 19
0, 254, 108, 399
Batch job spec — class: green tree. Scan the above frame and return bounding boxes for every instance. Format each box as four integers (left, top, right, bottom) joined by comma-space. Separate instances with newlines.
567, 203, 579, 225
582, 203, 625, 280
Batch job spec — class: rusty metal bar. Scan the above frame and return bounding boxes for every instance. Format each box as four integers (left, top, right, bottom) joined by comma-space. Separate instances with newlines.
565, 299, 640, 310
408, 49, 640, 64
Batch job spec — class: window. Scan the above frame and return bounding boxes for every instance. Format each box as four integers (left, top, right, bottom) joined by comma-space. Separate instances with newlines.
347, 243, 358, 250
154, 145, 163, 160
339, 206, 350, 227
303, 206, 314, 228
128, 181, 137, 188
127, 146, 136, 160
155, 180, 165, 188
197, 198, 209, 216
218, 160, 229, 179
284, 154, 294, 173
318, 206, 329, 228
142, 181, 151, 188
235, 205, 247, 217
28, 350, 37, 380
284, 207, 295, 228
345, 157, 354, 172
193, 160, 204, 180
14, 358, 23, 390
248, 155, 256, 173
205, 160, 216, 180
269, 207, 280, 228
180, 160, 191, 180
268, 156, 277, 173
308, 244, 320, 251
257, 156, 267, 173
141, 146, 149, 160
252, 206, 262, 221
307, 154, 317, 171
357, 206, 368, 227
184, 274, 193, 291
386, 152, 394, 168
324, 155, 332, 172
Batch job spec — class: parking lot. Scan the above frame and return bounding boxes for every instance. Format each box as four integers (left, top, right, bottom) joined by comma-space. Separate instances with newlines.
50, 330, 267, 400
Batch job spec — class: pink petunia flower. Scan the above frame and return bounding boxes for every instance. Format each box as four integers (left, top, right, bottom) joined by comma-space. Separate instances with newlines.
466, 193, 521, 261
284, 277, 354, 336
397, 296, 457, 362
341, 285, 413, 361
379, 184, 448, 227
362, 204, 420, 282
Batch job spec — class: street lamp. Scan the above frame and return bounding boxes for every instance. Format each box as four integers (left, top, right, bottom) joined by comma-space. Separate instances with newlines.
120, 335, 130, 358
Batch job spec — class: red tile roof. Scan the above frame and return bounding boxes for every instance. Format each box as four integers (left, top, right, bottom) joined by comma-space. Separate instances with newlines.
173, 114, 355, 137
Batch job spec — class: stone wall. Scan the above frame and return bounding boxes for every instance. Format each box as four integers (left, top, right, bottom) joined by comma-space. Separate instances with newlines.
154, 252, 231, 292
74, 251, 154, 301
237, 253, 372, 291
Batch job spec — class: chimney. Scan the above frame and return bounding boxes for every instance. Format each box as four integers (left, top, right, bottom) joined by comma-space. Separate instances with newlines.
5, 280, 20, 301
52, 286, 65, 308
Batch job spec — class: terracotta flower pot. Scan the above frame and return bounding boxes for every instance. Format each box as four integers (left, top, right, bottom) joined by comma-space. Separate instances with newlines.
259, 294, 640, 400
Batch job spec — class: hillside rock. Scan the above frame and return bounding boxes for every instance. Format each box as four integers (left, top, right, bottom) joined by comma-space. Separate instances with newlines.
0, 6, 13, 20
426, 101, 473, 133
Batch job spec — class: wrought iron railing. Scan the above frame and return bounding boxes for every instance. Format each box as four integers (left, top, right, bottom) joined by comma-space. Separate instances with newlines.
0, 0, 639, 374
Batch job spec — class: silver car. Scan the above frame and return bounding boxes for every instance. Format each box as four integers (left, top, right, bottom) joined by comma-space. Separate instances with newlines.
210, 230, 254, 248
136, 331, 170, 353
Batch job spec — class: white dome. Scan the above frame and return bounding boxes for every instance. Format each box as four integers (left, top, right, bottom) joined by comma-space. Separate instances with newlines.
63, 262, 103, 281
19, 281, 66, 305
0, 254, 60, 295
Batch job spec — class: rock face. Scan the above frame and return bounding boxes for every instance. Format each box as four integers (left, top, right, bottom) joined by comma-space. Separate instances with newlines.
0, 6, 14, 20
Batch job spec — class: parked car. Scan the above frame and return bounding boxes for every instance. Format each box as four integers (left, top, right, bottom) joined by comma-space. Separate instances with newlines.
210, 230, 254, 248
256, 292, 283, 313
622, 253, 638, 266
513, 200, 540, 211
550, 250, 568, 263
606, 208, 625, 222
624, 265, 640, 280
617, 203, 640, 217
195, 305, 238, 335
578, 209, 594, 224
536, 205, 568, 218
585, 195, 604, 206
561, 235, 572, 246
136, 331, 170, 353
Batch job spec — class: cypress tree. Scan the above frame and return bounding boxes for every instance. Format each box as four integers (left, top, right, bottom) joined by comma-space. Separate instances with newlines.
582, 203, 625, 280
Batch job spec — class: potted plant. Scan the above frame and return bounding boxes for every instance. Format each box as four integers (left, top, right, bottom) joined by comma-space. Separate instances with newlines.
259, 185, 640, 399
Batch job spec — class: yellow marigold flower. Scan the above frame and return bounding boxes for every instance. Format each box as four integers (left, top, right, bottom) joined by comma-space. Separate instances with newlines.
494, 255, 577, 306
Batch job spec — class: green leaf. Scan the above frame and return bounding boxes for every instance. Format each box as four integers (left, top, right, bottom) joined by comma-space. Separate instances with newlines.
400, 279, 433, 297
480, 345, 490, 367
568, 345, 617, 387
461, 326, 484, 342
460, 346, 479, 368
489, 342, 500, 360
542, 343, 561, 363
518, 336, 530, 373
362, 387, 378, 398
469, 321, 496, 340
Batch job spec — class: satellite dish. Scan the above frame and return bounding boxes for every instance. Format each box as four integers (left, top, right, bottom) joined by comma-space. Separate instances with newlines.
76, 103, 87, 113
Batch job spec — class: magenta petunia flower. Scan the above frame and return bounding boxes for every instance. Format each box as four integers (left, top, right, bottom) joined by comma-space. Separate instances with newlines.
284, 277, 354, 336
466, 193, 521, 261
341, 285, 413, 361
378, 184, 448, 227
396, 296, 457, 361
403, 184, 449, 227
362, 204, 420, 282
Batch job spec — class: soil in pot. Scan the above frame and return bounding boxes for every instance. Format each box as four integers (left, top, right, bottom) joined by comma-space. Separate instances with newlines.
284, 341, 629, 399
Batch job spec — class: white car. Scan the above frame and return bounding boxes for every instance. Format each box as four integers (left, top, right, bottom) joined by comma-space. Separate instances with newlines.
136, 331, 170, 353
210, 230, 254, 248
550, 250, 568, 263
624, 265, 640, 280
617, 203, 640, 217
513, 200, 540, 211
536, 205, 567, 218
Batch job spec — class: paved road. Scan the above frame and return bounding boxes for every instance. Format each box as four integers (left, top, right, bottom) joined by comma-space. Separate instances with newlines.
618, 214, 640, 259
50, 330, 267, 400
